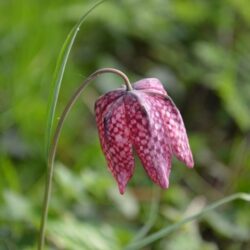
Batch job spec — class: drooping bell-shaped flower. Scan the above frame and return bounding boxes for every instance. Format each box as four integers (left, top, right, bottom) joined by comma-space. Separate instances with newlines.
95, 78, 194, 194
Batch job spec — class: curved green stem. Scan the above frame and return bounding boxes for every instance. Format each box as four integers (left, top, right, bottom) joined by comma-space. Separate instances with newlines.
45, 0, 106, 158
125, 192, 250, 250
38, 68, 131, 250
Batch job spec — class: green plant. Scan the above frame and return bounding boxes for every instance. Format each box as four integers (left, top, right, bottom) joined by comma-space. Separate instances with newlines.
38, 1, 250, 249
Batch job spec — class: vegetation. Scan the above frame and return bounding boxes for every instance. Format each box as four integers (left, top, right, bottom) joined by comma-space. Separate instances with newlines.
1, 0, 250, 249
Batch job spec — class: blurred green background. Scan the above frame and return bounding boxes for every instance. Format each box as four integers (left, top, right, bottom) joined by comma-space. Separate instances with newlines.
1, 0, 250, 249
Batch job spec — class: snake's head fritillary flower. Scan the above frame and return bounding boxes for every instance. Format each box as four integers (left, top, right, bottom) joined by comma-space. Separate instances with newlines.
95, 78, 194, 194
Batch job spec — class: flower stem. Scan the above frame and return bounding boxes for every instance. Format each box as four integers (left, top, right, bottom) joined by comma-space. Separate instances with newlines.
45, 0, 106, 159
38, 68, 131, 250
125, 192, 250, 250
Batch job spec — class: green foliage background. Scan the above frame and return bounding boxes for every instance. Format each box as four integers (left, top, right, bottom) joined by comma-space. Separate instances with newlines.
0, 0, 250, 249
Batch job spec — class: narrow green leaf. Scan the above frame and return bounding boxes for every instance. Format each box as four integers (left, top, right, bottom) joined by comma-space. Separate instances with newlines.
131, 186, 161, 243
39, 2, 106, 249
45, 0, 106, 158
125, 193, 250, 250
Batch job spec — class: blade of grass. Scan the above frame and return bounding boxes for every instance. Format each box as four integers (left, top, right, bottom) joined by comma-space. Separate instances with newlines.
125, 193, 250, 250
131, 186, 161, 243
40, 1, 106, 249
39, 68, 131, 250
45, 0, 106, 158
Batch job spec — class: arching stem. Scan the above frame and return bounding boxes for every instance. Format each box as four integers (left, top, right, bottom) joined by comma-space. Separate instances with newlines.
38, 68, 132, 250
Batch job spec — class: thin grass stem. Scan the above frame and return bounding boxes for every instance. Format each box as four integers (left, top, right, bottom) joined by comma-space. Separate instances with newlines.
125, 192, 250, 250
45, 0, 106, 159
38, 68, 131, 250
131, 186, 161, 243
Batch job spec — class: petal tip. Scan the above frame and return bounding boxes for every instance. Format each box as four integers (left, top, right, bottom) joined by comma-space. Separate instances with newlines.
116, 171, 131, 195
119, 189, 125, 195
159, 177, 169, 189
118, 183, 126, 195
186, 155, 194, 168
187, 162, 194, 168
